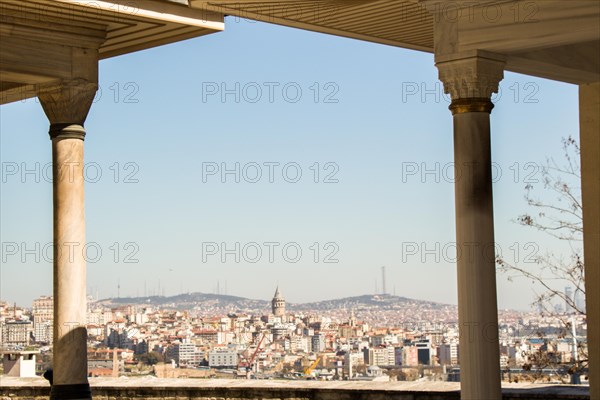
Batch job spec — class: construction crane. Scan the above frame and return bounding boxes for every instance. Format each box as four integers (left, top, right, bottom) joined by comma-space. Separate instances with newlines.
303, 356, 321, 376
238, 332, 268, 376
247, 333, 267, 370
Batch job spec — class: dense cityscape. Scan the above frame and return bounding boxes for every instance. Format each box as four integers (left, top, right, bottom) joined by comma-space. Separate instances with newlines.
0, 287, 588, 384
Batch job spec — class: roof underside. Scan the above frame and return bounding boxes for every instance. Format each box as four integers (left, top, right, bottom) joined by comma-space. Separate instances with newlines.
0, 0, 224, 103
193, 0, 599, 84
0, 0, 224, 59
199, 0, 434, 52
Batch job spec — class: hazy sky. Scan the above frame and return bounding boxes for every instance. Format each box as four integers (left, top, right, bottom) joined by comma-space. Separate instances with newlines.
0, 18, 580, 310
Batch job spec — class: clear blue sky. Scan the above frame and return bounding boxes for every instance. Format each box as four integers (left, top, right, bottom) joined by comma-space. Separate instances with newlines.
0, 18, 580, 310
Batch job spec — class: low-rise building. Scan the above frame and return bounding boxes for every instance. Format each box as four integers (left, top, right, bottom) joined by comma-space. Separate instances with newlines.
208, 348, 238, 368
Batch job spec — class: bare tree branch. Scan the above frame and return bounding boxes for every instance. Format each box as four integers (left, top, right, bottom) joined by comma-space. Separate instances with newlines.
496, 136, 586, 379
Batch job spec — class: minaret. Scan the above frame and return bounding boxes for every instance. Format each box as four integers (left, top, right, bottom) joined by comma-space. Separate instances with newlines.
271, 286, 285, 317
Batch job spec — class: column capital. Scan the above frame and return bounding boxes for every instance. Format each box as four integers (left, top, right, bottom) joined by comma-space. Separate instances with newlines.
38, 79, 98, 129
436, 52, 505, 103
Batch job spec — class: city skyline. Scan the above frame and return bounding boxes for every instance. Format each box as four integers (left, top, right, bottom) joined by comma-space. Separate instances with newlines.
1, 287, 586, 383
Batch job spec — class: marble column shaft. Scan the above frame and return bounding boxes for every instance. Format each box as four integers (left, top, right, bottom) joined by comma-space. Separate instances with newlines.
39, 82, 97, 399
437, 54, 505, 400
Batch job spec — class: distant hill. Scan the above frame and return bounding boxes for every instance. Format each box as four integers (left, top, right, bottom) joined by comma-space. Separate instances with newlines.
100, 292, 269, 313
296, 294, 451, 311
97, 292, 455, 315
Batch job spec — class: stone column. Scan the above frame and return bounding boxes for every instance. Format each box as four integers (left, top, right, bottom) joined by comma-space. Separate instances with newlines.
39, 80, 97, 400
580, 82, 599, 399
437, 53, 505, 400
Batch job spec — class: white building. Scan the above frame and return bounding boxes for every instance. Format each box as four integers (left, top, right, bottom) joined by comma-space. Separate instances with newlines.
177, 342, 201, 367
32, 296, 53, 343
208, 348, 238, 368
288, 335, 310, 353
1, 321, 32, 347
366, 346, 395, 367
345, 351, 365, 378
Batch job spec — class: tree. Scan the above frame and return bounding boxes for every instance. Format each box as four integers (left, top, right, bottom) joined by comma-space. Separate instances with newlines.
353, 364, 367, 376
496, 136, 587, 382
136, 351, 164, 366
387, 368, 408, 381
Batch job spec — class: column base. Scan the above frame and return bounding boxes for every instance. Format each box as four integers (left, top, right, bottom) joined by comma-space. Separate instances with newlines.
50, 384, 92, 400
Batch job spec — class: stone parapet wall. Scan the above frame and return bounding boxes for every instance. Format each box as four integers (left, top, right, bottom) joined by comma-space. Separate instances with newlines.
0, 378, 589, 400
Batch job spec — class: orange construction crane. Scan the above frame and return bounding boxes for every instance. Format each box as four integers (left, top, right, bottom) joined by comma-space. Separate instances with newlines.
303, 356, 321, 376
